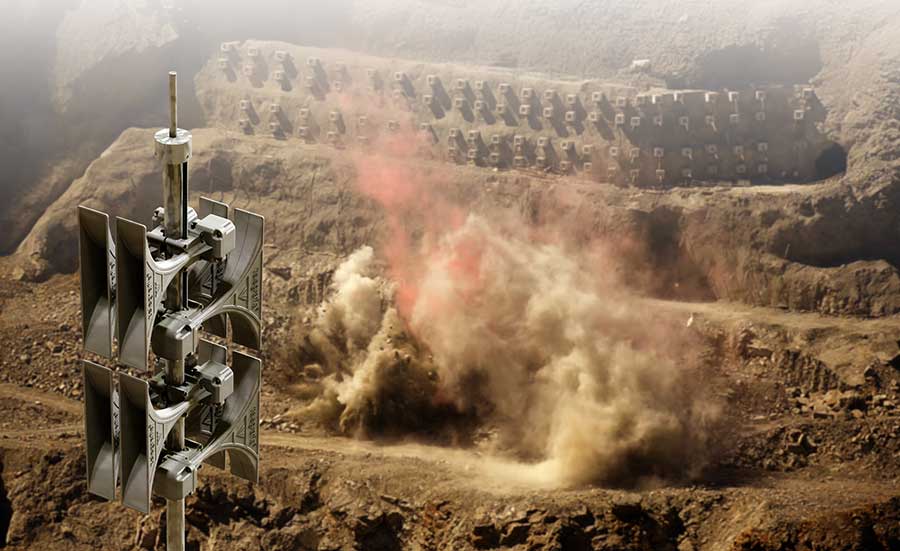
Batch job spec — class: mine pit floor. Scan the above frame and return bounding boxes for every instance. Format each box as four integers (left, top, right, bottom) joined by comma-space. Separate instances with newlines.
0, 275, 898, 550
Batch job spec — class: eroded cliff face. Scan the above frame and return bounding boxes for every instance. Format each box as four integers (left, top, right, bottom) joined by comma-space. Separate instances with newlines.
2, 0, 899, 258
7, 118, 900, 318
0, 0, 201, 254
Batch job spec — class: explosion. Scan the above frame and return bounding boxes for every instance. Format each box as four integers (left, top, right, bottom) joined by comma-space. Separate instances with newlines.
295, 144, 719, 488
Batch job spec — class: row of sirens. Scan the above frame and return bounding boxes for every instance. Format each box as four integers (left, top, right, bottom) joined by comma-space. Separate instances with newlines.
79, 195, 264, 513
78, 196, 263, 370
83, 340, 260, 513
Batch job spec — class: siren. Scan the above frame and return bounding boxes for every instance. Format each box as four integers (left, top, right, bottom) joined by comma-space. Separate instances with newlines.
78, 206, 115, 358
118, 373, 190, 513
83, 360, 118, 500
78, 70, 266, 549
78, 70, 266, 548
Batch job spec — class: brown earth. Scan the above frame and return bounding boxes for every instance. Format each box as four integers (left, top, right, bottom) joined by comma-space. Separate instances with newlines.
6, 127, 900, 318
1, 275, 900, 550
3, 0, 899, 255
1, 1, 900, 550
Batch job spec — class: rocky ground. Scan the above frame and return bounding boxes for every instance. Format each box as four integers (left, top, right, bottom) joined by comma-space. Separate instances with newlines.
1, 271, 900, 550
1, 1, 900, 550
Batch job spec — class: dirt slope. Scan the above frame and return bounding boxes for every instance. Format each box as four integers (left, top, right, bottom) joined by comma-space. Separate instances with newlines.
6, 125, 900, 317
2, 0, 899, 257
1, 275, 899, 550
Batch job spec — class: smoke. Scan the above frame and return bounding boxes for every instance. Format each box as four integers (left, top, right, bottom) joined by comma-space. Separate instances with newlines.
409, 214, 720, 487
321, 246, 383, 348
294, 139, 719, 488
297, 245, 460, 438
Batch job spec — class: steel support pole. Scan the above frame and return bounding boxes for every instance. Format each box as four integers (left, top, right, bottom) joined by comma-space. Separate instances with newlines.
163, 71, 186, 551
166, 499, 185, 550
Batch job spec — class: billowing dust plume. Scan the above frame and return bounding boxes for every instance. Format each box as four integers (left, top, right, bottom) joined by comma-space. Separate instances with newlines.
296, 139, 719, 488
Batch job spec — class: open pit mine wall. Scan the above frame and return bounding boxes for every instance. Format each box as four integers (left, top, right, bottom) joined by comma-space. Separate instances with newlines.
3, 0, 897, 259
199, 42, 839, 188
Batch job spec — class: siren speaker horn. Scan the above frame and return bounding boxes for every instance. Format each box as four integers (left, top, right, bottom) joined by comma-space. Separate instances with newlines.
178, 348, 261, 484
116, 217, 191, 370
83, 360, 118, 500
184, 338, 228, 470
191, 197, 230, 339
222, 350, 262, 482
193, 208, 264, 350
79, 206, 115, 358
118, 372, 190, 513
154, 345, 261, 501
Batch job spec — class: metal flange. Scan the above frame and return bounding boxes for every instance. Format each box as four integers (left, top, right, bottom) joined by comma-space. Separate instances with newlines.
154, 128, 192, 165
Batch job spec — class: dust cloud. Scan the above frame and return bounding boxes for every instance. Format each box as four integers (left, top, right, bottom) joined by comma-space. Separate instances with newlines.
296, 140, 719, 488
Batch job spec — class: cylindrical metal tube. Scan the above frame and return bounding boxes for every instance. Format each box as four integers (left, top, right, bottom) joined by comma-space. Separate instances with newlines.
163, 70, 187, 551
161, 141, 187, 312
166, 359, 186, 443
169, 72, 177, 139
163, 163, 185, 241
166, 498, 185, 550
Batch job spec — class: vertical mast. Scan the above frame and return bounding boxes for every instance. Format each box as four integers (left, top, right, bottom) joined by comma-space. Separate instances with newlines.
80, 68, 262, 551
161, 71, 188, 551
